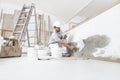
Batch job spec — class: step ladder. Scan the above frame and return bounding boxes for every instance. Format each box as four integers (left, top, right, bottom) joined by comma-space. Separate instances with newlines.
12, 3, 38, 47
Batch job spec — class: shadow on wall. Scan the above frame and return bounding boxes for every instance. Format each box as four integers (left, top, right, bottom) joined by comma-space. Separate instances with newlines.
68, 35, 110, 57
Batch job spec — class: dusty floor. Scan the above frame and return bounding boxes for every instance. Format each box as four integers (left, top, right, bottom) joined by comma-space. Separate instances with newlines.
0, 54, 120, 80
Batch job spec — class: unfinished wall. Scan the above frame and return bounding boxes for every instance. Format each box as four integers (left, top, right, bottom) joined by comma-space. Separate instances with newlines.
1, 13, 14, 37
67, 4, 120, 59
0, 10, 20, 38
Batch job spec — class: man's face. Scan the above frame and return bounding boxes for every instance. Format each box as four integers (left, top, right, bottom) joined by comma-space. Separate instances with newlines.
54, 26, 60, 32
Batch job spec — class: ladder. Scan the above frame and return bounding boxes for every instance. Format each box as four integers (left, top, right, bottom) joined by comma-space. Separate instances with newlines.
12, 3, 38, 47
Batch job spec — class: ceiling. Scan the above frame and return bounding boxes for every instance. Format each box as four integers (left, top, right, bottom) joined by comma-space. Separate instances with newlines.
0, 0, 120, 24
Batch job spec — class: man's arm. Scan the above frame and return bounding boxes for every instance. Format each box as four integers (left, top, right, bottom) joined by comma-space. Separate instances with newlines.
58, 39, 75, 50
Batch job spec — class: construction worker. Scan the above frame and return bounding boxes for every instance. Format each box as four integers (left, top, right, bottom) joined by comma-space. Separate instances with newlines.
48, 21, 76, 58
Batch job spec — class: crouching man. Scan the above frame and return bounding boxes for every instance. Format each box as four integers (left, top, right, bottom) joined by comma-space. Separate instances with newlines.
48, 21, 76, 58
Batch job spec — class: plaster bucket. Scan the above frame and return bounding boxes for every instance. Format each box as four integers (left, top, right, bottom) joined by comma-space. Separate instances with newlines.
27, 47, 37, 58
37, 49, 49, 57
51, 48, 62, 58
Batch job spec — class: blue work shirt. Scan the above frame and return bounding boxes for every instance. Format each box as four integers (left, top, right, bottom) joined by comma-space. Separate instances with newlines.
48, 31, 63, 46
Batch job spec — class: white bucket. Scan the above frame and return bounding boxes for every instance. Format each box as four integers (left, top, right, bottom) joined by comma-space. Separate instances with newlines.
27, 48, 37, 58
51, 48, 62, 58
37, 50, 48, 57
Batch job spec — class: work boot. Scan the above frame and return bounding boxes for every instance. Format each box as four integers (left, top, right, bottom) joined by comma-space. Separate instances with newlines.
62, 53, 71, 57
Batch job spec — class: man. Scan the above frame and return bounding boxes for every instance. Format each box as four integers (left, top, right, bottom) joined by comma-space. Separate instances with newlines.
48, 21, 75, 58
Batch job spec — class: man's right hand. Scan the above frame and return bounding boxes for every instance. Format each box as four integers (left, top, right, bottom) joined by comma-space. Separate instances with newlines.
69, 46, 76, 51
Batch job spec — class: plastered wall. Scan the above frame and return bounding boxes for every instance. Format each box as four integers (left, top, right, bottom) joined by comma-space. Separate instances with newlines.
67, 4, 120, 59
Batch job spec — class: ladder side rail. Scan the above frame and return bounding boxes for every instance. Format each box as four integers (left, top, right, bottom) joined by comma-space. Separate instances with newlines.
12, 4, 26, 35
34, 6, 39, 45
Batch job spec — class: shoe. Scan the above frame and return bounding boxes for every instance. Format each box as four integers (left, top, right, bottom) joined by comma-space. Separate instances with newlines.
62, 53, 70, 57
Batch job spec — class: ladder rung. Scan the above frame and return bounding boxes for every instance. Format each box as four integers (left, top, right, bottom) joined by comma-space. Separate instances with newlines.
29, 36, 37, 38
30, 46, 35, 47
13, 31, 21, 34
27, 30, 35, 31
31, 15, 35, 16
19, 17, 27, 20
21, 39, 27, 42
29, 22, 35, 24
16, 24, 25, 26
30, 43, 35, 44
22, 11, 29, 14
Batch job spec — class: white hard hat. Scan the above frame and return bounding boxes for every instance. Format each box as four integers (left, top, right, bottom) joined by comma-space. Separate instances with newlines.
53, 21, 62, 28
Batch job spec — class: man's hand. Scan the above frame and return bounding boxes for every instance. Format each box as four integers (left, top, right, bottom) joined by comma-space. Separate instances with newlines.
69, 46, 76, 50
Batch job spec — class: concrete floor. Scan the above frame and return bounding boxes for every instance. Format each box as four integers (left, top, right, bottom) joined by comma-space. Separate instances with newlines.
0, 55, 120, 80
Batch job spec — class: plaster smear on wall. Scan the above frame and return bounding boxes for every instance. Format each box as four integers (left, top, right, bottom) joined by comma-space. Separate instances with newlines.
67, 4, 120, 60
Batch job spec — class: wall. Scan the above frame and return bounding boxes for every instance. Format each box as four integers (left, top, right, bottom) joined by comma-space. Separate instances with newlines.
67, 4, 120, 58
1, 14, 14, 37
